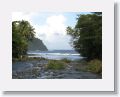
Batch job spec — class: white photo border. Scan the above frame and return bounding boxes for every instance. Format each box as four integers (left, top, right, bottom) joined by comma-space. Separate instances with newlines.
0, 0, 114, 91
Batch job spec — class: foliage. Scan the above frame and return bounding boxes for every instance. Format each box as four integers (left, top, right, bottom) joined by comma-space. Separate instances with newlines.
12, 55, 46, 62
28, 38, 48, 51
75, 59, 102, 74
67, 12, 102, 60
75, 60, 88, 71
85, 59, 102, 74
46, 60, 66, 70
12, 20, 35, 58
61, 58, 71, 63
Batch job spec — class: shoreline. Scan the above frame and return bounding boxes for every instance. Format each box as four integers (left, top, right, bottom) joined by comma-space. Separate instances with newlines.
12, 57, 102, 79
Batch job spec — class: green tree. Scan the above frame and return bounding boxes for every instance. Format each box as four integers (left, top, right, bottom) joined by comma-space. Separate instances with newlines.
12, 20, 35, 58
67, 12, 102, 60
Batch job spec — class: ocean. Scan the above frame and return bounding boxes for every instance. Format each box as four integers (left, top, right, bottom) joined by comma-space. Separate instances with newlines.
27, 50, 83, 60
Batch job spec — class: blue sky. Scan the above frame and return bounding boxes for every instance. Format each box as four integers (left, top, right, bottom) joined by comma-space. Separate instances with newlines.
12, 12, 90, 50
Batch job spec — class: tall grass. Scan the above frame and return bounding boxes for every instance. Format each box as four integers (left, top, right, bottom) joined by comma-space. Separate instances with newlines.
61, 58, 71, 63
75, 59, 102, 74
86, 59, 102, 74
46, 60, 66, 70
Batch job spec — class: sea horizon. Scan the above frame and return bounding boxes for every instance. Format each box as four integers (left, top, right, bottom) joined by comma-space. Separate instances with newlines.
27, 49, 83, 60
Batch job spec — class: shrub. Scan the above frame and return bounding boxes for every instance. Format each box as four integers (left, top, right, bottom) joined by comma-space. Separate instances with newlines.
61, 58, 71, 63
86, 59, 102, 74
47, 60, 66, 70
27, 57, 46, 61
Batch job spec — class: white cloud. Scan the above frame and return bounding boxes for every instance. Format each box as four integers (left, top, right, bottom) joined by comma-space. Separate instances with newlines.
46, 15, 66, 35
36, 15, 67, 42
12, 12, 38, 26
12, 13, 72, 50
12, 12, 31, 22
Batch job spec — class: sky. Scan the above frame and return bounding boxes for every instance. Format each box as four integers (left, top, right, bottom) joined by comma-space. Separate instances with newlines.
12, 12, 90, 50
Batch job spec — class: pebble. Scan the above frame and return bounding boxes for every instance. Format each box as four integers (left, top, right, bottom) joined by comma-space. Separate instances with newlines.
12, 61, 102, 79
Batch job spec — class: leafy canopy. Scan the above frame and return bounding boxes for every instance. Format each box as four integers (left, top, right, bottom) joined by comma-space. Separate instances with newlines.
67, 12, 102, 60
12, 20, 35, 58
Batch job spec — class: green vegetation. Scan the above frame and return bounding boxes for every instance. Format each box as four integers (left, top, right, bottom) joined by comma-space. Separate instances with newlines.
76, 59, 102, 74
46, 60, 66, 70
12, 55, 46, 62
67, 12, 102, 60
85, 59, 102, 74
12, 13, 102, 76
61, 58, 71, 63
12, 20, 48, 60
12, 20, 35, 58
28, 38, 48, 51
66, 12, 102, 74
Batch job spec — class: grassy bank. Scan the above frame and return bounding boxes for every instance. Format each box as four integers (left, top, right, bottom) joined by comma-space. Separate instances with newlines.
75, 59, 102, 74
12, 55, 47, 62
13, 56, 102, 74
46, 58, 71, 70
46, 60, 66, 70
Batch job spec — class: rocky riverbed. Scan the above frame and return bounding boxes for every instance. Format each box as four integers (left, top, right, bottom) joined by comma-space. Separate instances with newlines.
12, 60, 102, 79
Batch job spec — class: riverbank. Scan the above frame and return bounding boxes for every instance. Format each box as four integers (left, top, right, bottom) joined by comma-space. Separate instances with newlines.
12, 57, 102, 79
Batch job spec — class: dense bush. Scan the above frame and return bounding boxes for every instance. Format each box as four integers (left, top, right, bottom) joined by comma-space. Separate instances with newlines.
67, 12, 102, 60
46, 60, 66, 70
75, 59, 102, 74
12, 20, 35, 58
61, 58, 71, 63
86, 59, 102, 74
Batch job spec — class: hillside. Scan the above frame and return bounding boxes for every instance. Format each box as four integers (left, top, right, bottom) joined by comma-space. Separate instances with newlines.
28, 38, 48, 51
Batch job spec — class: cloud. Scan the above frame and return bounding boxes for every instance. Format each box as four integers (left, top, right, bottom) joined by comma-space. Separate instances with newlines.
12, 12, 38, 26
12, 12, 73, 50
36, 15, 67, 42
12, 12, 29, 21
46, 15, 66, 35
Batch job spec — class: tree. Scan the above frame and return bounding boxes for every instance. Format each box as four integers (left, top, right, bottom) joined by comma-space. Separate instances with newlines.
67, 12, 102, 60
12, 20, 35, 58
